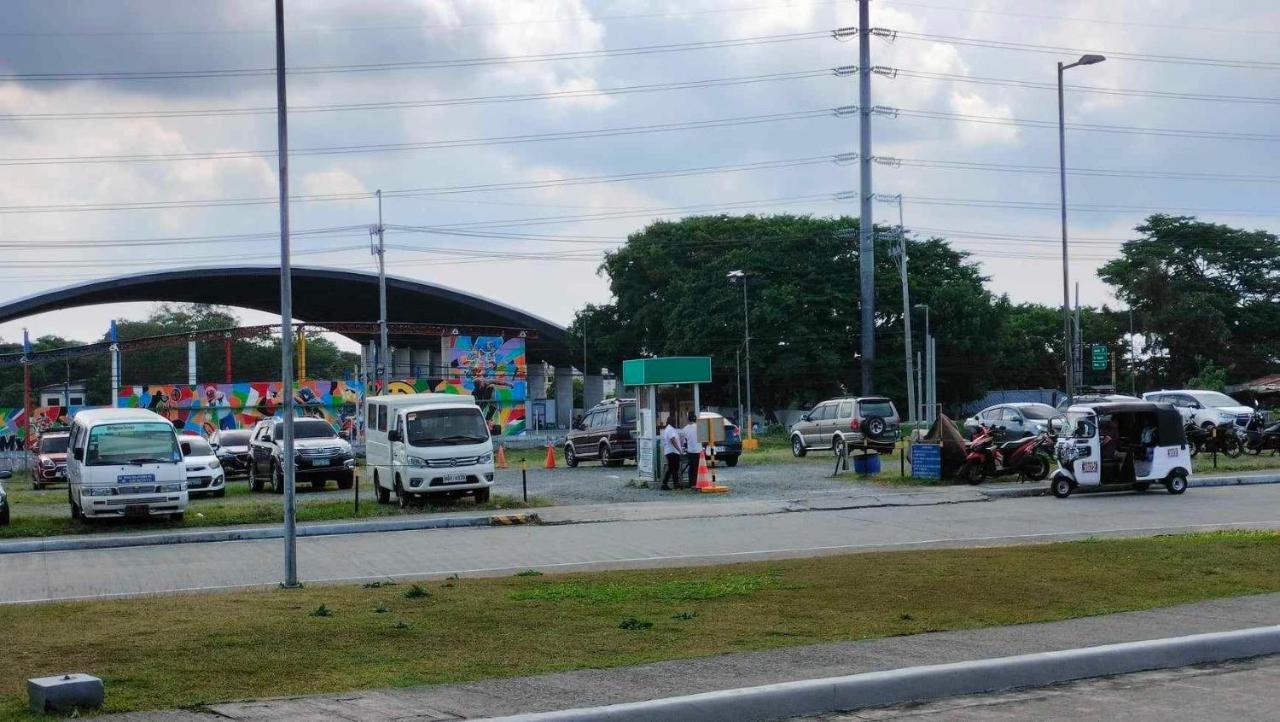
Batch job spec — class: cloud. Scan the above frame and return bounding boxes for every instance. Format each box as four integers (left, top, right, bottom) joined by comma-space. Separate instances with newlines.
947, 90, 1019, 146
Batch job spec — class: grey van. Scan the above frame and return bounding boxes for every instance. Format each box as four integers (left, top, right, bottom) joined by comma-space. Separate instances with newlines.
790, 397, 900, 456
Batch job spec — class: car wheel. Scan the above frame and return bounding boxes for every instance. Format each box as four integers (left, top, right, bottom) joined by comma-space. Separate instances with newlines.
170, 512, 185, 522
1052, 475, 1073, 499
337, 473, 354, 491
0, 503, 9, 526
310, 479, 326, 491
564, 444, 578, 468
723, 455, 739, 467
374, 473, 391, 504
272, 463, 285, 494
1166, 472, 1188, 495
474, 487, 491, 504
599, 442, 614, 467
248, 463, 263, 492
396, 476, 410, 509
791, 435, 807, 458
832, 435, 846, 458
68, 487, 81, 519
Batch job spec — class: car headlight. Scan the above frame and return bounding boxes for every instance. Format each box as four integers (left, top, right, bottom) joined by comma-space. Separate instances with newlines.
159, 482, 186, 493
478, 453, 493, 464
83, 486, 115, 497
408, 456, 429, 467
209, 459, 221, 469
40, 458, 55, 468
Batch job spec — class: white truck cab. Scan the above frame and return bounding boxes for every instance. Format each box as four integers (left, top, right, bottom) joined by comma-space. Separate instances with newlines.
67, 408, 189, 521
365, 393, 495, 507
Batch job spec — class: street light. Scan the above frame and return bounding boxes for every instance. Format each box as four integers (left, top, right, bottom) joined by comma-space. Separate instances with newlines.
914, 303, 930, 425
1058, 53, 1105, 406
727, 270, 756, 448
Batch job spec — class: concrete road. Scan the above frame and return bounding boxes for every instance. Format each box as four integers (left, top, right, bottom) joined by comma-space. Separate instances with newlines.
813, 656, 1280, 721
5, 484, 1280, 604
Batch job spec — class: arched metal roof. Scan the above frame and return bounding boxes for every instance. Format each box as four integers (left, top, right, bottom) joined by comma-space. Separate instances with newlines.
0, 266, 573, 365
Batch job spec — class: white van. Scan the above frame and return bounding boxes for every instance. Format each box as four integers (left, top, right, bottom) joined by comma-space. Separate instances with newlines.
67, 408, 188, 521
365, 393, 495, 507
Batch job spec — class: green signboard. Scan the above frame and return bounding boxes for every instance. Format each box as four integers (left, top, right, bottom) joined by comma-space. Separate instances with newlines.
621, 356, 712, 386
1091, 345, 1108, 371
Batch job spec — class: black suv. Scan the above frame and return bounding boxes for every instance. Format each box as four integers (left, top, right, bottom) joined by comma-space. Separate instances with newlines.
248, 417, 355, 492
564, 398, 637, 467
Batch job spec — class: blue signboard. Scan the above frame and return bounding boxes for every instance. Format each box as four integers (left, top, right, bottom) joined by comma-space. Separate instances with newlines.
910, 443, 942, 480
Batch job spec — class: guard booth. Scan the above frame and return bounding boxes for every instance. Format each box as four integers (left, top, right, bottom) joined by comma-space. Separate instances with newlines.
622, 356, 712, 484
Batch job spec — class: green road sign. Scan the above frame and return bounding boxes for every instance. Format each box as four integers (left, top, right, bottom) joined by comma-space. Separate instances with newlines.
1091, 345, 1108, 370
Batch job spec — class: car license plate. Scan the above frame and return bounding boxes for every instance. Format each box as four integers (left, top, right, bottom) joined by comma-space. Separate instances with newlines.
118, 473, 155, 484
713, 446, 726, 454
312, 458, 330, 466
443, 473, 468, 484
125, 504, 150, 518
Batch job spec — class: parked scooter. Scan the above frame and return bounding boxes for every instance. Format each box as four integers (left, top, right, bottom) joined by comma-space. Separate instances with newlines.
1241, 412, 1280, 456
1185, 421, 1242, 458
957, 424, 1055, 484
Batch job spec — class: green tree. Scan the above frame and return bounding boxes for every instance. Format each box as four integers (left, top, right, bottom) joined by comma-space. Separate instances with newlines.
1099, 215, 1280, 387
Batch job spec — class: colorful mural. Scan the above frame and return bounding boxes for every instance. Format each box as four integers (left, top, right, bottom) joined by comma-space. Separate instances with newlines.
439, 335, 527, 436
116, 380, 365, 438
0, 406, 83, 453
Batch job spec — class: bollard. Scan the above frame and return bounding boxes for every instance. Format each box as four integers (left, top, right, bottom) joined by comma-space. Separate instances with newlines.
28, 674, 103, 714
354, 469, 360, 514
521, 465, 528, 503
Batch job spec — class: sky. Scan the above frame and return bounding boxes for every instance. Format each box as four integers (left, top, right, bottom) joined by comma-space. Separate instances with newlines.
0, 0, 1277, 353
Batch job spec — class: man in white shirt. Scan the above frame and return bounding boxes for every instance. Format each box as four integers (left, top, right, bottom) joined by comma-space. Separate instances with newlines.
681, 411, 702, 488
660, 416, 682, 490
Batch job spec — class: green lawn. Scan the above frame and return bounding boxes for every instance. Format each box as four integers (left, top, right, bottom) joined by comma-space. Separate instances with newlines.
1, 531, 1277, 719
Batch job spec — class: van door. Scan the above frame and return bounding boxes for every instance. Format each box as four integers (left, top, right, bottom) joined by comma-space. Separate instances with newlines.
1070, 414, 1102, 487
66, 423, 84, 494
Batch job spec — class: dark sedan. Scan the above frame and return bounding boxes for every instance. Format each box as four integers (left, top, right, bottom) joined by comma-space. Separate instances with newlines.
210, 429, 253, 477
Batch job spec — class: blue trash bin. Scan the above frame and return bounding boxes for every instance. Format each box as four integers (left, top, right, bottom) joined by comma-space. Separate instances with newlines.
853, 453, 881, 475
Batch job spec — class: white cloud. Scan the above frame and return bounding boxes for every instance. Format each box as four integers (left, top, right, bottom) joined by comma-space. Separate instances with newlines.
947, 91, 1019, 146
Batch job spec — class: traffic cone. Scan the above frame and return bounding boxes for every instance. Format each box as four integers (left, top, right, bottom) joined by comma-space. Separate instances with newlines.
696, 450, 729, 494
544, 441, 556, 469
496, 443, 508, 469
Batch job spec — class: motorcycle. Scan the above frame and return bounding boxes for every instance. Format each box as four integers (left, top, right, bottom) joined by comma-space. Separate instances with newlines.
1241, 412, 1280, 456
957, 424, 1055, 484
1185, 421, 1242, 458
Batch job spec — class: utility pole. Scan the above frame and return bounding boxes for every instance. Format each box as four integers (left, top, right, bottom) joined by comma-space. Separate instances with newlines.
371, 189, 388, 395
1129, 307, 1137, 396
858, 0, 875, 395
879, 194, 914, 427
1074, 282, 1082, 391
274, 0, 299, 590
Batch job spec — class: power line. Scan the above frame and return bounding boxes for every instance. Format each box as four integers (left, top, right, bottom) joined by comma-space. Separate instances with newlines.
891, 157, 1280, 184
0, 107, 848, 167
0, 68, 839, 122
876, 0, 1280, 37
890, 68, 1280, 106
892, 106, 1280, 143
0, 29, 835, 81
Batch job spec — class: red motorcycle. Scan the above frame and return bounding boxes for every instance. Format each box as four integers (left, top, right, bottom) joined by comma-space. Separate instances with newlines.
958, 424, 1054, 485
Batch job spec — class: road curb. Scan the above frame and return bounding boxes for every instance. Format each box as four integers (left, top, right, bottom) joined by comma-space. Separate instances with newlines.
0, 511, 538, 555
980, 472, 1280, 499
493, 625, 1280, 722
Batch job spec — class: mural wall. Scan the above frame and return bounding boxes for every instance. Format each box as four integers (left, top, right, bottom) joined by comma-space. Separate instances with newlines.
117, 380, 365, 438
0, 406, 82, 453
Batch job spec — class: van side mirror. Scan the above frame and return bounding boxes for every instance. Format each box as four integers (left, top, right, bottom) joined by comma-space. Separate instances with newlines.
72, 448, 84, 461
388, 430, 403, 442
0, 469, 11, 480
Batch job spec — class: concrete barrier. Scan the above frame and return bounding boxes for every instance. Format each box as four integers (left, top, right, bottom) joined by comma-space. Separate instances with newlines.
0, 512, 536, 555
494, 626, 1280, 722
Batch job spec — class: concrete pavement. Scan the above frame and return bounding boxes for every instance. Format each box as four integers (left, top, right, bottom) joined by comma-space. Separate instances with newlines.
4, 483, 1280, 604
107, 592, 1280, 720
812, 656, 1280, 721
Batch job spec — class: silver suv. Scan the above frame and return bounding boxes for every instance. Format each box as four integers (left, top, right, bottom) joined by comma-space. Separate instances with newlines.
790, 397, 900, 457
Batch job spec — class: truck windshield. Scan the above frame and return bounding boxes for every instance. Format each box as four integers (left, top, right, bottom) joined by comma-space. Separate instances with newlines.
405, 408, 489, 447
86, 422, 181, 466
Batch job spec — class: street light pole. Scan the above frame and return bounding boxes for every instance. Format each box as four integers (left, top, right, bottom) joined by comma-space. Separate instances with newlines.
1057, 53, 1105, 407
273, 0, 299, 589
728, 270, 755, 446
915, 304, 930, 423
878, 194, 914, 428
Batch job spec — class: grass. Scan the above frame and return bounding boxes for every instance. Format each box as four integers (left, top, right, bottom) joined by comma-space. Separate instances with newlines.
1, 531, 1278, 719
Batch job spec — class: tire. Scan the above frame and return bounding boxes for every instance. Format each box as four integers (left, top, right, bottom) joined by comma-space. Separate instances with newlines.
272, 463, 285, 494
564, 444, 578, 468
958, 460, 983, 485
69, 487, 82, 519
396, 476, 410, 509
1166, 471, 1188, 495
337, 473, 354, 491
1221, 435, 1242, 459
375, 473, 391, 505
864, 416, 886, 437
832, 435, 846, 458
0, 503, 9, 526
1243, 441, 1261, 456
1052, 475, 1073, 499
169, 512, 185, 522
1022, 456, 1050, 482
248, 463, 264, 492
474, 487, 491, 504
311, 479, 326, 491
1189, 442, 1200, 459
600, 443, 620, 467
791, 435, 807, 458
722, 455, 740, 467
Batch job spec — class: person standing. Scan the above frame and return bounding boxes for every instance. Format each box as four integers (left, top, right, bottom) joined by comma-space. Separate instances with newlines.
660, 415, 682, 490
681, 411, 702, 488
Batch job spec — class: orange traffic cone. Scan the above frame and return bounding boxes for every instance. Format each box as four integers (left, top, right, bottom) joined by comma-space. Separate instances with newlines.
696, 450, 729, 494
496, 443, 508, 469
544, 441, 557, 469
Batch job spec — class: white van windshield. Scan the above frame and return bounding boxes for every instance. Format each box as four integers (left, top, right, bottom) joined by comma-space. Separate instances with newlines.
87, 422, 181, 466
405, 408, 489, 447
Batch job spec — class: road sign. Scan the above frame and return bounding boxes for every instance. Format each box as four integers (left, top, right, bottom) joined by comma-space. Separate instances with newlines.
1091, 345, 1108, 370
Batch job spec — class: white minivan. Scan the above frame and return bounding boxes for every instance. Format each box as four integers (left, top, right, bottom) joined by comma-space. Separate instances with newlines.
365, 393, 495, 507
67, 408, 189, 521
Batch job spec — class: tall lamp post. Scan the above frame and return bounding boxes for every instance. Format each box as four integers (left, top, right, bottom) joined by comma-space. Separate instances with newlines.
727, 270, 756, 448
1057, 53, 1105, 406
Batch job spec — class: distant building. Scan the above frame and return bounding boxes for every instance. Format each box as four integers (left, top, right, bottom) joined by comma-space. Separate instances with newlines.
38, 381, 88, 408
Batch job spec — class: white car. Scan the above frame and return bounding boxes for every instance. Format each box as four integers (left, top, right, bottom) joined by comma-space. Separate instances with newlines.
180, 434, 225, 498
1142, 390, 1253, 430
963, 403, 1063, 439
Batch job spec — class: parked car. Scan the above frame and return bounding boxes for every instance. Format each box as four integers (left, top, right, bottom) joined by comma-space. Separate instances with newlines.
706, 413, 743, 467
963, 403, 1063, 440
209, 429, 253, 477
248, 417, 355, 493
1142, 390, 1253, 430
1054, 394, 1139, 412
365, 393, 495, 506
0, 469, 10, 526
180, 433, 225, 498
790, 396, 900, 457
34, 431, 70, 488
66, 408, 188, 521
564, 398, 637, 467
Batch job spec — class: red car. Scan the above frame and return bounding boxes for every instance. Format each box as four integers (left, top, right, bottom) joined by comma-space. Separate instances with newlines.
35, 431, 70, 488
